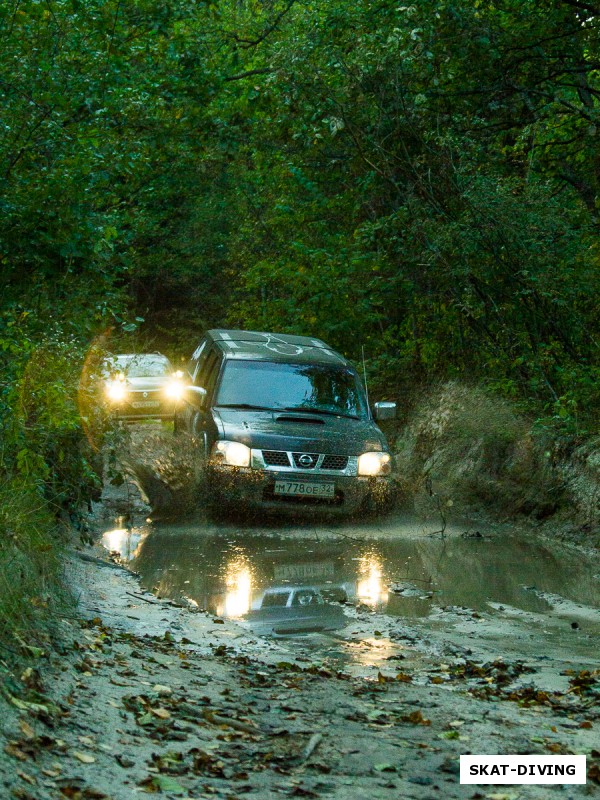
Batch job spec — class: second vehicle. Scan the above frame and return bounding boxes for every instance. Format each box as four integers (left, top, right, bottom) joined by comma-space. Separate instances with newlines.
103, 352, 185, 420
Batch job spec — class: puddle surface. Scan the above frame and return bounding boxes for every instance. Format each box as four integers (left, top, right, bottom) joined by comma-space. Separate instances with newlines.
102, 515, 600, 675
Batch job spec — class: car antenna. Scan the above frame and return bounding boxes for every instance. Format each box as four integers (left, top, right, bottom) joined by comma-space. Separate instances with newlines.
361, 345, 370, 408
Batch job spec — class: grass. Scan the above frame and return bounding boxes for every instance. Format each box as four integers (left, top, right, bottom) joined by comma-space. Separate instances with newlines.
0, 481, 72, 667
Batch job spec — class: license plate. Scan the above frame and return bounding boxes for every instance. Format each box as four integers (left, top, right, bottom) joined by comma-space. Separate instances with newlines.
274, 562, 335, 580
274, 481, 335, 498
132, 400, 160, 408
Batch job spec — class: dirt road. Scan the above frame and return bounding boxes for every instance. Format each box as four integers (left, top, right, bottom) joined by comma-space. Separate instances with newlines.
1, 426, 598, 799
1, 546, 598, 800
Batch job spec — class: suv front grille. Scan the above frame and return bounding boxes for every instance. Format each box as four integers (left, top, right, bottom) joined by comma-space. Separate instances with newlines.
256, 450, 356, 474
321, 455, 349, 471
263, 450, 291, 467
292, 452, 319, 469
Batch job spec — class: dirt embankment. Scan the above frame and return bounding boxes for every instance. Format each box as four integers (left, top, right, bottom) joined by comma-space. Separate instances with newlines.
391, 383, 600, 548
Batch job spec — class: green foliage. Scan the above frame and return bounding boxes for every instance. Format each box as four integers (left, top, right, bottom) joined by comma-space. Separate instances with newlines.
0, 481, 68, 654
1, 0, 600, 532
194, 0, 600, 425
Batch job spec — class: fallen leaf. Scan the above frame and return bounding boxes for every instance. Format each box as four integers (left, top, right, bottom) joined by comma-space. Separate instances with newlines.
10, 696, 49, 714
19, 720, 36, 740
73, 751, 96, 764
140, 775, 187, 795
109, 677, 131, 687
16, 770, 37, 785
42, 768, 61, 778
403, 710, 431, 726
150, 707, 171, 720
486, 794, 517, 800
78, 736, 95, 747
5, 743, 29, 761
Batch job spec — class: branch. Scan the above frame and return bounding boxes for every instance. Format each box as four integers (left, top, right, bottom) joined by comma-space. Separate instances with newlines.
559, 0, 600, 14
232, 0, 297, 49
224, 68, 273, 82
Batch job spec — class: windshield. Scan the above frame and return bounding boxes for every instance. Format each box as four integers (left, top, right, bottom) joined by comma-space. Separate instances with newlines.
114, 356, 171, 378
216, 360, 368, 418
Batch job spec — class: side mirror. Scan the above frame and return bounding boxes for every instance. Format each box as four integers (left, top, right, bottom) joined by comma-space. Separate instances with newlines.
373, 401, 397, 421
185, 385, 207, 409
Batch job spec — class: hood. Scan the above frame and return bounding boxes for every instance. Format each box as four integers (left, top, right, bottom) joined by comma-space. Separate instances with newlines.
126, 376, 171, 391
212, 408, 387, 455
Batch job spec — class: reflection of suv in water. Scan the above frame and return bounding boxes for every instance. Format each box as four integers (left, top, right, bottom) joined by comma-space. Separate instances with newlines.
174, 329, 396, 514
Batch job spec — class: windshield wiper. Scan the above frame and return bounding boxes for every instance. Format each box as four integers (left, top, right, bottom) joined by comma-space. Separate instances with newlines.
218, 403, 280, 412
283, 406, 360, 420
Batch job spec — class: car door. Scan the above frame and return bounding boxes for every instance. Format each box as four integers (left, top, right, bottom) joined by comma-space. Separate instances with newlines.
178, 340, 209, 433
187, 347, 222, 454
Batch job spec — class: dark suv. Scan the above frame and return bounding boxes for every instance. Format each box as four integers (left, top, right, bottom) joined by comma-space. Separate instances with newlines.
174, 329, 397, 514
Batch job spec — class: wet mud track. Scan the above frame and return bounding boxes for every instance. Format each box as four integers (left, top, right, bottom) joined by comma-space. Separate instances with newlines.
2, 540, 599, 800
3, 425, 599, 799
101, 512, 600, 690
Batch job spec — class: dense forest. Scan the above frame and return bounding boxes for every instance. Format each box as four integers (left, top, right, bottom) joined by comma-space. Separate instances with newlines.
1, 0, 599, 637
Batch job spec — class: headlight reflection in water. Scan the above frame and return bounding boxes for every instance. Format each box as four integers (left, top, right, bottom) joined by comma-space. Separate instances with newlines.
223, 555, 253, 618
357, 552, 388, 609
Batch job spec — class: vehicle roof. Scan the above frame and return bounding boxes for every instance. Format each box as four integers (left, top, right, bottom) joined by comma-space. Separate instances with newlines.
113, 353, 170, 362
205, 329, 350, 367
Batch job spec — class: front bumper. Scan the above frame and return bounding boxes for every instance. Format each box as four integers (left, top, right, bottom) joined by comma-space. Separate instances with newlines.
206, 465, 394, 515
107, 395, 180, 420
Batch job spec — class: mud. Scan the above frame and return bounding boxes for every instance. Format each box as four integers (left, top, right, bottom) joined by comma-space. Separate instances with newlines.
1, 424, 599, 799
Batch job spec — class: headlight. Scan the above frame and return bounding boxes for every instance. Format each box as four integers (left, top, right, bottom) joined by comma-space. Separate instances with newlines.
164, 379, 184, 400
358, 451, 392, 476
211, 440, 251, 468
105, 380, 127, 402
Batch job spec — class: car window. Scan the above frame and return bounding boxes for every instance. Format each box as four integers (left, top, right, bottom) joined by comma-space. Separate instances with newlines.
188, 341, 206, 380
292, 590, 321, 606
114, 356, 171, 378
261, 592, 292, 608
204, 352, 223, 395
196, 348, 218, 389
215, 360, 368, 418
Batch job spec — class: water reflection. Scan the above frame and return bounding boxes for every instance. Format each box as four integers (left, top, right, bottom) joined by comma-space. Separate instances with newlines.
357, 552, 388, 609
102, 527, 145, 561
102, 521, 600, 649
222, 555, 253, 618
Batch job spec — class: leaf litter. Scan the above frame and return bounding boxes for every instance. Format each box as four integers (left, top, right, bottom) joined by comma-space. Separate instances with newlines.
2, 551, 599, 800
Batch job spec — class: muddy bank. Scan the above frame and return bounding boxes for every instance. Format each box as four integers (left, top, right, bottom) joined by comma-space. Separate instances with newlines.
1, 543, 599, 800
392, 383, 600, 548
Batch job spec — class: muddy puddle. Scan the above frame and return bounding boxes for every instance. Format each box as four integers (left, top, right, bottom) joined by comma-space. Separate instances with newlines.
101, 514, 600, 683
